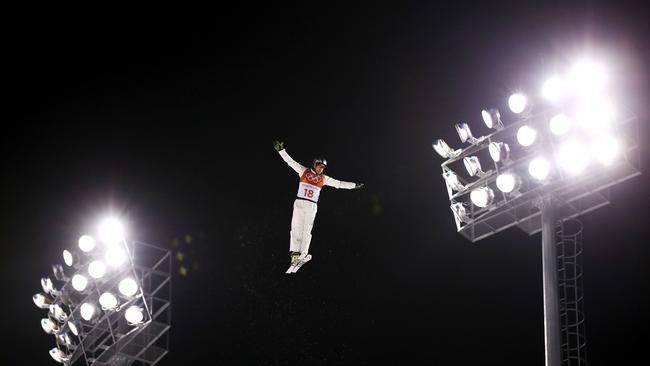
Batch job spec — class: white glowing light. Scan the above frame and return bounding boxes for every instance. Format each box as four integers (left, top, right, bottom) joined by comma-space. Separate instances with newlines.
99, 292, 119, 310
517, 125, 538, 147
508, 93, 528, 114
576, 99, 615, 133
80, 303, 96, 321
592, 136, 619, 165
71, 274, 88, 292
529, 157, 551, 180
78, 235, 96, 252
68, 321, 79, 336
119, 278, 139, 297
105, 246, 127, 267
489, 142, 510, 162
482, 108, 503, 130
558, 141, 590, 174
125, 306, 145, 325
470, 187, 495, 208
88, 260, 106, 279
63, 250, 73, 266
542, 76, 567, 101
569, 59, 607, 97
496, 173, 520, 193
99, 218, 124, 245
549, 114, 572, 136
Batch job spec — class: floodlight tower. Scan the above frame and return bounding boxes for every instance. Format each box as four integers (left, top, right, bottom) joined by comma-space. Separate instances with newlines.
34, 218, 172, 365
433, 59, 640, 366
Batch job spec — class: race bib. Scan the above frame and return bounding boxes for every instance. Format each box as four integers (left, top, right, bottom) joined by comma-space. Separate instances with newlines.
297, 182, 321, 202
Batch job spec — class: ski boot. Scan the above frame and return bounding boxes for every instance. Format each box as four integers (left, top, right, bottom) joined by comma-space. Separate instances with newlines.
290, 251, 301, 265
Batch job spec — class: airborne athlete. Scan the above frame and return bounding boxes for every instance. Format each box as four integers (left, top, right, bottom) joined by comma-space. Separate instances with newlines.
273, 140, 364, 273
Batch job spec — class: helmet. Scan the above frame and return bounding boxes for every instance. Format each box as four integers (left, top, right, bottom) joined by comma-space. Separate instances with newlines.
312, 157, 328, 168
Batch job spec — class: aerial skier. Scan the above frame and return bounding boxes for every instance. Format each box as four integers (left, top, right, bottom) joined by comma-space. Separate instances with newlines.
273, 140, 364, 273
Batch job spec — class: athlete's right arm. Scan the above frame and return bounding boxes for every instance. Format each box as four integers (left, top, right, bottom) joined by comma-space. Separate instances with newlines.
275, 142, 306, 175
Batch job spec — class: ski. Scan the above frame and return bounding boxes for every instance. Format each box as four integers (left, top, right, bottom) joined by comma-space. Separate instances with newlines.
285, 254, 312, 274
291, 254, 311, 273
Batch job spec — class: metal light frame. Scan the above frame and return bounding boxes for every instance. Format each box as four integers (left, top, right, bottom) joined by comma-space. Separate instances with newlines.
434, 78, 640, 366
440, 107, 640, 242
35, 239, 172, 366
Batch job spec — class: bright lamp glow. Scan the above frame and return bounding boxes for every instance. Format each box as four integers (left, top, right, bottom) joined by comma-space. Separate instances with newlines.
88, 260, 106, 279
99, 292, 119, 310
558, 141, 590, 174
125, 306, 145, 325
542, 76, 567, 101
33, 293, 52, 309
517, 125, 537, 147
508, 93, 528, 114
488, 142, 510, 162
482, 108, 503, 130
443, 171, 465, 192
592, 136, 619, 165
49, 347, 70, 364
576, 99, 615, 133
68, 321, 79, 336
529, 157, 551, 180
105, 246, 127, 267
470, 187, 495, 208
99, 218, 124, 245
549, 114, 571, 135
119, 278, 139, 297
71, 274, 88, 292
432, 139, 461, 159
569, 59, 607, 97
78, 235, 96, 252
62, 250, 73, 267
80, 303, 96, 321
496, 173, 520, 193
41, 318, 59, 334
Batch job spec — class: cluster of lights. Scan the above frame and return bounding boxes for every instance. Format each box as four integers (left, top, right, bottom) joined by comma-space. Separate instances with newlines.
33, 218, 149, 364
433, 58, 623, 221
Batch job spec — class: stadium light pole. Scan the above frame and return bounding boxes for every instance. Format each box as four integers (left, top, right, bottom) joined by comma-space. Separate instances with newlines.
432, 57, 640, 366
540, 196, 562, 366
33, 217, 172, 365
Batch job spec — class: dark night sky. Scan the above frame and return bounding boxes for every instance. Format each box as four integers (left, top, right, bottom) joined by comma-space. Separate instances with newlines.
2, 1, 649, 365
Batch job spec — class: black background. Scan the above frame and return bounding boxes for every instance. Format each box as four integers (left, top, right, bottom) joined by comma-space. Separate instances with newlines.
2, 1, 649, 365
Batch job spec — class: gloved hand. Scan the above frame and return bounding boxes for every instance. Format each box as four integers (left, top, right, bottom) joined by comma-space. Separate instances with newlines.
273, 140, 284, 151
354, 183, 365, 189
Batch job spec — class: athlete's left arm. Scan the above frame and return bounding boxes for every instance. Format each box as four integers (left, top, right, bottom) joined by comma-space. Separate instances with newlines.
324, 176, 360, 189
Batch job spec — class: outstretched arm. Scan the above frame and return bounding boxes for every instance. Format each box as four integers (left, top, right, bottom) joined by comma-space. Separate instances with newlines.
325, 176, 364, 189
274, 140, 306, 175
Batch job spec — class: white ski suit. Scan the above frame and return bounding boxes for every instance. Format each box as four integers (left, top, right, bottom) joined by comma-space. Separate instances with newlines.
278, 149, 357, 255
